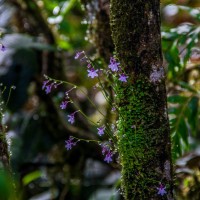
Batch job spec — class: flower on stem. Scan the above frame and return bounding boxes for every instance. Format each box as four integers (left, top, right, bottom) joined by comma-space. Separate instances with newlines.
101, 143, 114, 163
108, 57, 120, 72
157, 184, 167, 196
67, 111, 79, 124
87, 68, 98, 78
65, 136, 77, 150
101, 144, 109, 155
104, 151, 113, 163
45, 83, 54, 94
60, 101, 68, 110
119, 74, 128, 82
87, 63, 92, 68
97, 126, 105, 136
42, 80, 49, 90
74, 51, 84, 59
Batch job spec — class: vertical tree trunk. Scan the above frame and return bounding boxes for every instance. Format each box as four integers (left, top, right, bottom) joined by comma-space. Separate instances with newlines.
110, 1, 173, 199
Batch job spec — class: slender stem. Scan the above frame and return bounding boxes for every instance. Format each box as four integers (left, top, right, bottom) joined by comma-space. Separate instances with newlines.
46, 75, 106, 117
72, 135, 101, 143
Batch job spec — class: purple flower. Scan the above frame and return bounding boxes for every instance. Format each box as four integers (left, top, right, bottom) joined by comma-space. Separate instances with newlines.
101, 143, 114, 163
45, 83, 53, 94
119, 74, 128, 82
67, 111, 78, 124
97, 126, 105, 136
108, 57, 120, 72
104, 151, 113, 163
1, 44, 6, 52
111, 107, 116, 112
157, 184, 167, 196
60, 101, 68, 109
87, 68, 98, 78
101, 145, 109, 155
65, 137, 76, 150
74, 51, 84, 59
42, 80, 49, 90
87, 63, 92, 68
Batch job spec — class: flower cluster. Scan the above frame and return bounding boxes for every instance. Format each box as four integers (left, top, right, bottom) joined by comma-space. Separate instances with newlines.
108, 57, 128, 82
42, 77, 79, 124
101, 143, 114, 163
43, 52, 129, 165
74, 52, 128, 83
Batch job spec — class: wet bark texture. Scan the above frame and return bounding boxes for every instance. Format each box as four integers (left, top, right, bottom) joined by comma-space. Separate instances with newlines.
110, 1, 174, 199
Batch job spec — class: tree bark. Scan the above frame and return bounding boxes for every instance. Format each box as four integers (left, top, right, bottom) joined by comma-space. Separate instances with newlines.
110, 1, 173, 199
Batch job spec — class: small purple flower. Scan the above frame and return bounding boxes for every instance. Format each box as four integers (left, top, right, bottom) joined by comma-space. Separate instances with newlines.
65, 137, 76, 150
157, 184, 167, 196
119, 74, 128, 82
108, 57, 120, 72
101, 143, 114, 163
74, 51, 84, 59
87, 63, 92, 68
67, 111, 78, 124
45, 83, 53, 94
42, 80, 49, 90
87, 68, 98, 78
104, 151, 113, 163
101, 145, 109, 155
97, 126, 105, 136
111, 107, 116, 112
60, 101, 68, 109
150, 68, 164, 83
1, 44, 6, 52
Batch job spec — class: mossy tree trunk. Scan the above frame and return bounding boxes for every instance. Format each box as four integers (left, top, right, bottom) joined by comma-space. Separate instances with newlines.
110, 1, 174, 199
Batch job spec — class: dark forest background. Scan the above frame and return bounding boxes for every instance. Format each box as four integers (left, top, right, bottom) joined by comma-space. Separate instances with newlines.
0, 0, 200, 199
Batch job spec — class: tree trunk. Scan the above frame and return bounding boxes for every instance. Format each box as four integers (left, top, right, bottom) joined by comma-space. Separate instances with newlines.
110, 1, 174, 199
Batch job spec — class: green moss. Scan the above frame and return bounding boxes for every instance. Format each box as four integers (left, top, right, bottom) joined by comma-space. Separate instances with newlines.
115, 75, 171, 199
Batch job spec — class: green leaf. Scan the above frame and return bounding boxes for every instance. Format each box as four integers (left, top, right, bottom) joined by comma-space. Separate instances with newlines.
187, 96, 199, 136
168, 95, 188, 103
22, 170, 42, 185
178, 81, 198, 93
178, 118, 188, 146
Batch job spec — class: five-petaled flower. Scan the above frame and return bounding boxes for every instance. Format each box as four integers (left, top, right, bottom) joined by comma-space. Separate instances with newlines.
87, 68, 98, 78
65, 137, 77, 150
97, 126, 105, 136
60, 101, 68, 109
108, 57, 120, 72
45, 83, 54, 94
104, 151, 113, 163
157, 184, 167, 196
67, 111, 78, 124
119, 74, 128, 82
